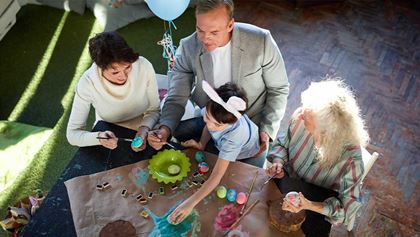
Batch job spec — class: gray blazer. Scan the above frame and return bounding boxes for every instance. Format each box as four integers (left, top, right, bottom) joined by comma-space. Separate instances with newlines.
160, 22, 289, 140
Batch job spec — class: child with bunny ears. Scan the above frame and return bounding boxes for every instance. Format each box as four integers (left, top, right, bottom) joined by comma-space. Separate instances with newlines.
168, 81, 261, 225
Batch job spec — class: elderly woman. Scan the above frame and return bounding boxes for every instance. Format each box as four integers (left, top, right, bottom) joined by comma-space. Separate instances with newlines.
266, 79, 369, 236
66, 32, 160, 158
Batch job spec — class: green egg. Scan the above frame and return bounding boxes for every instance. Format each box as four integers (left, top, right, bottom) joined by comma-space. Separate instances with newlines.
216, 186, 227, 198
167, 164, 181, 175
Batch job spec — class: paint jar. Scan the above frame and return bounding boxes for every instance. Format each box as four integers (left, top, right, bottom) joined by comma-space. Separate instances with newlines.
227, 189, 237, 203
198, 162, 209, 174
285, 191, 301, 207
216, 186, 227, 199
195, 151, 204, 163
236, 192, 247, 205
131, 137, 143, 148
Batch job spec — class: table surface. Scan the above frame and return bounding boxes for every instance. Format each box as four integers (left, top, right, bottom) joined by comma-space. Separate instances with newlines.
22, 126, 303, 237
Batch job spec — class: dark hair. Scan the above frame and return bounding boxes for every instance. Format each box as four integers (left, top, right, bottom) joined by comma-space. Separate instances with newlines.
196, 0, 234, 20
206, 83, 248, 124
88, 31, 139, 69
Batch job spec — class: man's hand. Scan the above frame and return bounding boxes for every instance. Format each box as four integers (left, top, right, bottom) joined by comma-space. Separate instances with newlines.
98, 131, 118, 150
254, 131, 270, 157
147, 126, 171, 150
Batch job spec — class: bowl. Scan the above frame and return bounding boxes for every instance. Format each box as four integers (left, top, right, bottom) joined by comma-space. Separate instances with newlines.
148, 149, 191, 184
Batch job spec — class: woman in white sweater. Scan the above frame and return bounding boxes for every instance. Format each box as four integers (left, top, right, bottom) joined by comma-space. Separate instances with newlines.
66, 32, 160, 155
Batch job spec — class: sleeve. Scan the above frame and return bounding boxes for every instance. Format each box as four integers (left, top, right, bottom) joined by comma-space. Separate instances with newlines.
217, 138, 242, 162
139, 61, 160, 129
259, 30, 289, 140
266, 119, 294, 165
158, 38, 195, 132
321, 155, 364, 226
66, 78, 101, 147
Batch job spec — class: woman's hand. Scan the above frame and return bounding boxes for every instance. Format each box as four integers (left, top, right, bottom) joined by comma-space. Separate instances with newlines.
168, 200, 195, 225
98, 131, 118, 149
265, 160, 285, 179
132, 126, 149, 152
181, 139, 204, 150
282, 192, 310, 213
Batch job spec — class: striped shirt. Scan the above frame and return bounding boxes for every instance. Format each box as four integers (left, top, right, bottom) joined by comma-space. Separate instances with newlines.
267, 116, 364, 226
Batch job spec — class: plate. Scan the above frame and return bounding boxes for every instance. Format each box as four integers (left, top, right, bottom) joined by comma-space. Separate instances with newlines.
148, 149, 191, 184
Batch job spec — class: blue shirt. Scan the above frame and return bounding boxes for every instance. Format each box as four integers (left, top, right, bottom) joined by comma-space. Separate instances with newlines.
209, 115, 260, 162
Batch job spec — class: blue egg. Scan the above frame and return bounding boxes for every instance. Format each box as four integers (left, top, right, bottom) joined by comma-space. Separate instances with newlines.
227, 188, 237, 203
131, 137, 143, 148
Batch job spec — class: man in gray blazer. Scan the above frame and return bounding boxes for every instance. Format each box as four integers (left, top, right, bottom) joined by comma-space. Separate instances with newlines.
148, 0, 289, 158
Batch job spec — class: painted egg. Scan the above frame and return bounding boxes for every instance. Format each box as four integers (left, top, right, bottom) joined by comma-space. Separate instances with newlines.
131, 137, 143, 148
285, 191, 301, 207
236, 192, 247, 205
227, 189, 237, 203
195, 151, 204, 163
167, 164, 181, 175
198, 162, 209, 174
216, 186, 227, 199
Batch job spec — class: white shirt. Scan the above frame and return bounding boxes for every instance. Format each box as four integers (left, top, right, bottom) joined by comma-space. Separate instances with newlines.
210, 41, 232, 88
66, 57, 160, 147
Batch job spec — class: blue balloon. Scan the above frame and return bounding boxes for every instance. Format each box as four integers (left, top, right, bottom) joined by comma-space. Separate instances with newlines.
146, 0, 190, 21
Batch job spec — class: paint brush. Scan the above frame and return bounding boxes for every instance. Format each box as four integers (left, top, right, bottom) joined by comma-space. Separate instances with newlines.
165, 142, 176, 149
239, 170, 258, 216
223, 200, 260, 236
96, 136, 133, 142
261, 174, 276, 189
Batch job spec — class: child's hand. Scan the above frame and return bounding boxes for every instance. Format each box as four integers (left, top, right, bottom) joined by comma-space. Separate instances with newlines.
168, 200, 195, 225
181, 139, 204, 150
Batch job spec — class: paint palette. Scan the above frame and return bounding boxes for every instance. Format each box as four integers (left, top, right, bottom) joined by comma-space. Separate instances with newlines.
148, 150, 191, 184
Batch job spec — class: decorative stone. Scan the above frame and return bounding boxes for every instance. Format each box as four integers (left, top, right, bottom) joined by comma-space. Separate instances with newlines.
168, 164, 181, 175
227, 189, 237, 203
285, 191, 301, 207
195, 151, 204, 163
216, 186, 227, 199
131, 137, 143, 148
236, 192, 247, 205
198, 162, 209, 174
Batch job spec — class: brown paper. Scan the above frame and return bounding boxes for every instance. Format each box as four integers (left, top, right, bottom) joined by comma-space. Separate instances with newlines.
65, 149, 304, 237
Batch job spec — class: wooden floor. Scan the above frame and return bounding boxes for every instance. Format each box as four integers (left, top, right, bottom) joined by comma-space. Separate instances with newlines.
234, 0, 419, 236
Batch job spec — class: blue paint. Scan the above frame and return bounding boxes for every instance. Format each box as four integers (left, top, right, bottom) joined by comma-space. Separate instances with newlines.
131, 137, 143, 148
167, 191, 183, 200
129, 167, 149, 192
179, 180, 189, 190
145, 204, 200, 237
115, 175, 123, 182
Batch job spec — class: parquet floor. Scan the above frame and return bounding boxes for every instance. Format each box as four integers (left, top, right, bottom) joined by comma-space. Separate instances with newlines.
234, 0, 419, 235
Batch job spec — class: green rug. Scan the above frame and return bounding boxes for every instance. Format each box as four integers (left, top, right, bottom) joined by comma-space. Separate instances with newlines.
0, 121, 52, 193
0, 5, 195, 236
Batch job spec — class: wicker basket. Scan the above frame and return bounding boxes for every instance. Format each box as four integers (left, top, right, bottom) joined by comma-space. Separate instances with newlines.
268, 199, 306, 233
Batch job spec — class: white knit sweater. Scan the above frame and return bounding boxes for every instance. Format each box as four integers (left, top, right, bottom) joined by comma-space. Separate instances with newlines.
66, 57, 160, 147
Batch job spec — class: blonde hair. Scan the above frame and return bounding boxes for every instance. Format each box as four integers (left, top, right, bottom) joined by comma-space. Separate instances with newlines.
301, 78, 369, 167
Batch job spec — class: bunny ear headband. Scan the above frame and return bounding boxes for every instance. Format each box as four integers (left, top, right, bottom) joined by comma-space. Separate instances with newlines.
202, 80, 246, 119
